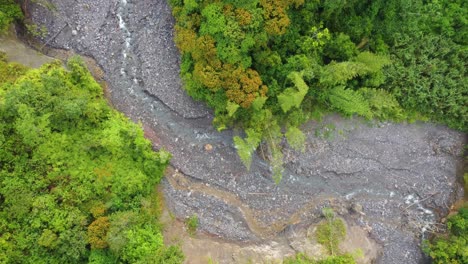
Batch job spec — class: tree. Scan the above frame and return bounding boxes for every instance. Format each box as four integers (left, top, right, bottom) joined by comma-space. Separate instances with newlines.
0, 57, 183, 263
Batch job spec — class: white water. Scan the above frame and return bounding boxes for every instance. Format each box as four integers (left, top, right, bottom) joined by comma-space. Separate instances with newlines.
344, 190, 436, 236
117, 0, 130, 63
404, 194, 436, 234
344, 188, 394, 200
117, 0, 136, 95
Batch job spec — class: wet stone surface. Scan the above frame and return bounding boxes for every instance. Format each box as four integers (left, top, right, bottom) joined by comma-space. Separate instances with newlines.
27, 0, 466, 263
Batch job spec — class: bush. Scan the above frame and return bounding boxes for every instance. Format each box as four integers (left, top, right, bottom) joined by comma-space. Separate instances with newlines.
283, 208, 356, 264
186, 214, 198, 236
284, 253, 356, 264
316, 208, 347, 255
424, 207, 468, 263
0, 0, 23, 33
0, 57, 182, 263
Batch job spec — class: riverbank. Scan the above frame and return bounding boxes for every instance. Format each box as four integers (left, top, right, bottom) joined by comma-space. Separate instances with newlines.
0, 28, 54, 67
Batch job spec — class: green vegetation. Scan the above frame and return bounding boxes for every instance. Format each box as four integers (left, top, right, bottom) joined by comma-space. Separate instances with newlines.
283, 253, 355, 264
0, 54, 183, 263
186, 214, 198, 236
316, 208, 346, 256
25, 23, 48, 38
169, 0, 467, 182
424, 207, 468, 263
0, 0, 23, 33
283, 208, 355, 264
465, 173, 468, 194
424, 170, 468, 264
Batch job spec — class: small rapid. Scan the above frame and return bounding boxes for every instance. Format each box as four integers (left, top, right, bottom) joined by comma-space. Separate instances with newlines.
117, 0, 138, 93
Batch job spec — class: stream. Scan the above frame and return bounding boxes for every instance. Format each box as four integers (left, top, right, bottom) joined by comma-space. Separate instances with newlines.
19, 0, 467, 263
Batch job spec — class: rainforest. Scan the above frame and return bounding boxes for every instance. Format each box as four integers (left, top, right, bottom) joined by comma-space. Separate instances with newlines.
169, 0, 467, 182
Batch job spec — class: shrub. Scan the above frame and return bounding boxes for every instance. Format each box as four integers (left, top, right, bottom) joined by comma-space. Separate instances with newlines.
424, 207, 468, 263
316, 208, 347, 256
0, 57, 182, 263
0, 0, 23, 33
186, 214, 199, 236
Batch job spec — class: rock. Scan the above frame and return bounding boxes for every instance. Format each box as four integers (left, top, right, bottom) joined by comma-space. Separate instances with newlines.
351, 203, 364, 215
306, 225, 317, 239
204, 144, 213, 152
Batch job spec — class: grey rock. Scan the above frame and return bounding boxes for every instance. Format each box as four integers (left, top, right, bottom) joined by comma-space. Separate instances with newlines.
351, 203, 364, 215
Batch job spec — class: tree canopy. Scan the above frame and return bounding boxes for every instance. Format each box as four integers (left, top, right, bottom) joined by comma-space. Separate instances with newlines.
169, 0, 467, 182
0, 0, 23, 33
0, 55, 183, 263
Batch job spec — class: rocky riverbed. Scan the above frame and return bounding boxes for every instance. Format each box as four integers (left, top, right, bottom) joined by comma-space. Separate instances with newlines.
23, 0, 466, 263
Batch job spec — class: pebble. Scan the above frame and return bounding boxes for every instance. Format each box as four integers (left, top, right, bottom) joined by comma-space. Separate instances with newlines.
204, 144, 213, 152
351, 203, 364, 215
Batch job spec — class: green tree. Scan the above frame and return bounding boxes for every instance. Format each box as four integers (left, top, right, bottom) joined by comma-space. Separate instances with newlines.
0, 0, 23, 33
0, 57, 183, 263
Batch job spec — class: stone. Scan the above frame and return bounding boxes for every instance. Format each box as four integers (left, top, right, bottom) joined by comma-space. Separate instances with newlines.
204, 144, 213, 152
351, 203, 364, 215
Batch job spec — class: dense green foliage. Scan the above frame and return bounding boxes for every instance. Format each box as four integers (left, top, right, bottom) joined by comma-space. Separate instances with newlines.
169, 0, 467, 181
0, 0, 23, 33
0, 55, 183, 263
328, 0, 467, 131
424, 207, 468, 263
284, 253, 355, 264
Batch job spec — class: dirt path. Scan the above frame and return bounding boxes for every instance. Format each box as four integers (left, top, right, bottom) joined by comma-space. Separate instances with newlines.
0, 30, 54, 67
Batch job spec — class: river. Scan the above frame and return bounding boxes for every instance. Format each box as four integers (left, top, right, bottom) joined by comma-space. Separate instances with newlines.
13, 1, 467, 263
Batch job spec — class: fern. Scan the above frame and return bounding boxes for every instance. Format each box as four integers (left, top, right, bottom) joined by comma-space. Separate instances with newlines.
233, 129, 261, 170
358, 88, 406, 120
270, 147, 284, 184
320, 61, 365, 86
354, 52, 391, 73
327, 86, 372, 118
277, 72, 309, 113
226, 101, 239, 117
320, 52, 391, 86
251, 96, 267, 111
